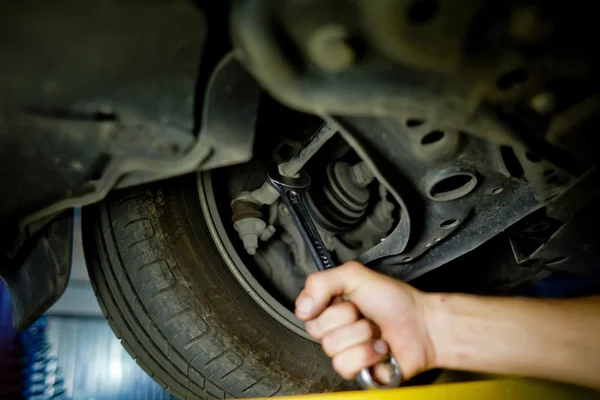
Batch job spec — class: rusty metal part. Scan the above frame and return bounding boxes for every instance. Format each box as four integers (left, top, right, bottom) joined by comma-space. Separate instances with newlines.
231, 200, 263, 221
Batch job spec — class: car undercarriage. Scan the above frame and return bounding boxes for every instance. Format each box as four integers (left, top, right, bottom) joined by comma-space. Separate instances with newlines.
1, 0, 599, 397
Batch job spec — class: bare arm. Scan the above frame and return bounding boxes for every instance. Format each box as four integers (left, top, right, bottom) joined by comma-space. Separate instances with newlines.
426, 293, 600, 389
295, 262, 600, 389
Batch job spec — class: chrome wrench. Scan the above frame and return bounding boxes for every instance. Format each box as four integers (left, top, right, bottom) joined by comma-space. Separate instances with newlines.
267, 169, 402, 389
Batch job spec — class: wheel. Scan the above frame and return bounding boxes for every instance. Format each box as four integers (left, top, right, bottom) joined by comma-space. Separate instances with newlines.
82, 173, 349, 399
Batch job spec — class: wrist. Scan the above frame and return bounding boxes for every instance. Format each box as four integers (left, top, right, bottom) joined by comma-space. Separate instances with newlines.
421, 292, 458, 370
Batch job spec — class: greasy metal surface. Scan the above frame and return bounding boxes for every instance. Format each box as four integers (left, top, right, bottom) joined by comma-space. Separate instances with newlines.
329, 116, 541, 277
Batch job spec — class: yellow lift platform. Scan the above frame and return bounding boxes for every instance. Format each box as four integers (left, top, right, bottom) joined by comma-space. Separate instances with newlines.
260, 374, 599, 400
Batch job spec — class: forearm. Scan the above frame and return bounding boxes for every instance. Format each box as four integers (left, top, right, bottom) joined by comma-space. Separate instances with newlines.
424, 293, 600, 389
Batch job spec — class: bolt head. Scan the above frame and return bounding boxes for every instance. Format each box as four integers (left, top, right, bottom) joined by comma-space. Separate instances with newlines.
530, 92, 555, 114
307, 24, 356, 73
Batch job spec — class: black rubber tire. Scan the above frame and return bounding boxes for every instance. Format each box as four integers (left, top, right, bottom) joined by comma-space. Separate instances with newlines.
82, 174, 349, 399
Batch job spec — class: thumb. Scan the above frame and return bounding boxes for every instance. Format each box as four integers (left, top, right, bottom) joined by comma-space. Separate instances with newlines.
295, 262, 378, 320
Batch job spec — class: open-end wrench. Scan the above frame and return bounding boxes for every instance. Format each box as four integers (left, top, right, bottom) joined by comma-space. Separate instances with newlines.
267, 169, 402, 390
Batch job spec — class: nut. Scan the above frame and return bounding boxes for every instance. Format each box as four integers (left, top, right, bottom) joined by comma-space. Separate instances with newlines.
233, 217, 267, 255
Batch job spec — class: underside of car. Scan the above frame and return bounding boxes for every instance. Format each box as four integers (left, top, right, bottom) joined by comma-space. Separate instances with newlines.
1, 0, 599, 397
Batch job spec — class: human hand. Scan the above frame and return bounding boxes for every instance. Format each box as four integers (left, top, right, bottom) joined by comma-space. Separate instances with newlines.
295, 261, 437, 383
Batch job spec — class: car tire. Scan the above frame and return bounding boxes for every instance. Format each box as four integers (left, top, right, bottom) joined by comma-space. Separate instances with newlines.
82, 174, 348, 399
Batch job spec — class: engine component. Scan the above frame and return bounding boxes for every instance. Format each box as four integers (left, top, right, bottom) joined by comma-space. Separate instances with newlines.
266, 168, 402, 389
307, 161, 374, 232
331, 116, 542, 278
278, 206, 335, 275
342, 185, 396, 252
231, 0, 598, 277
253, 237, 308, 303
231, 199, 275, 255
231, 123, 336, 254
267, 170, 335, 270
245, 123, 336, 207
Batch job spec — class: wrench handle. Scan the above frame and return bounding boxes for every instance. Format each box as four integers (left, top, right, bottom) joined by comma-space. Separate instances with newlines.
267, 170, 335, 271
267, 169, 401, 389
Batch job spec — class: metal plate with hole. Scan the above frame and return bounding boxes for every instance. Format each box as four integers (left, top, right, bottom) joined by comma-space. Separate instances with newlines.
329, 115, 541, 277
425, 169, 478, 202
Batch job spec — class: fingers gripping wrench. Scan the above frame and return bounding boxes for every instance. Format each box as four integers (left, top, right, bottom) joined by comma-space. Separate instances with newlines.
267, 169, 402, 389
